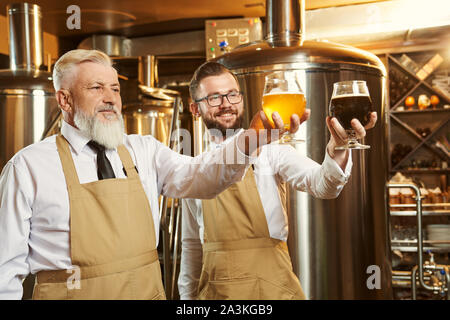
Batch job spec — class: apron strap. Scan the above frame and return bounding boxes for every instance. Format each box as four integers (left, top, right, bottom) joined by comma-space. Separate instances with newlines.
56, 134, 81, 187
117, 145, 139, 179
203, 237, 288, 252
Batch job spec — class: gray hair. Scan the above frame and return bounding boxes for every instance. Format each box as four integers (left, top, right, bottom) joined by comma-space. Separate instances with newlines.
52, 49, 113, 91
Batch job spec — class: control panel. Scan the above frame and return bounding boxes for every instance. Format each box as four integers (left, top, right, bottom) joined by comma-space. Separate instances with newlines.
205, 18, 263, 60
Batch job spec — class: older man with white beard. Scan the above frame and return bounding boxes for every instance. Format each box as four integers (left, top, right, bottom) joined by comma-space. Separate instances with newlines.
0, 49, 296, 300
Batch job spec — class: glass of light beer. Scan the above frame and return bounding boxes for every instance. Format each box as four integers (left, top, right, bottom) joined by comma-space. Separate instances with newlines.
262, 71, 306, 144
329, 80, 372, 150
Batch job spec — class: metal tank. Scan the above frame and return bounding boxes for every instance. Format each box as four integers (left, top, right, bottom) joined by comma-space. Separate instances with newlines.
122, 55, 182, 146
0, 3, 59, 170
215, 0, 391, 299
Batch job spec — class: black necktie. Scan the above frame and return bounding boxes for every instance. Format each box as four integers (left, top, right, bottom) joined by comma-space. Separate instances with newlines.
88, 140, 116, 180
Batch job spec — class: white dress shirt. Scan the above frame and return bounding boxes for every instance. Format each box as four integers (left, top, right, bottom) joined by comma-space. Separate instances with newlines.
178, 135, 353, 300
0, 121, 251, 300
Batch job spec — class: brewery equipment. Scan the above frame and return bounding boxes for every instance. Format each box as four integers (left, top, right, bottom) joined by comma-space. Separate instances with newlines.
215, 0, 391, 299
78, 35, 132, 57
0, 3, 59, 170
204, 17, 263, 60
122, 55, 181, 146
122, 56, 191, 299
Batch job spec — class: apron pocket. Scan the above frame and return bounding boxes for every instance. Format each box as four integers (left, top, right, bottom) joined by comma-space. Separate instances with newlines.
198, 277, 259, 300
258, 277, 303, 300
133, 262, 166, 300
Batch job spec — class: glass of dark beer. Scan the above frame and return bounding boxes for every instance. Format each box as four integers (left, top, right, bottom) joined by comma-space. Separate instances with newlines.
329, 80, 372, 150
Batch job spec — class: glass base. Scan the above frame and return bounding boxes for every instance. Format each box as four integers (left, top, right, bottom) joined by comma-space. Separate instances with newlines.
280, 133, 305, 144
335, 140, 370, 150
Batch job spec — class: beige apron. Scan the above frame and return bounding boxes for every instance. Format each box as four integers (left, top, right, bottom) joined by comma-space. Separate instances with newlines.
198, 167, 305, 300
32, 135, 166, 300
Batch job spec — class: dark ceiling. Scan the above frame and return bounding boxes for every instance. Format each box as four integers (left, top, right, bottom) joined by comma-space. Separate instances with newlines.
0, 0, 389, 38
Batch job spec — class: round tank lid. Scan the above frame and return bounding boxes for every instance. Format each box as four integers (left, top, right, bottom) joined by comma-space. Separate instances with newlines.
138, 85, 180, 101
216, 40, 386, 76
0, 69, 54, 91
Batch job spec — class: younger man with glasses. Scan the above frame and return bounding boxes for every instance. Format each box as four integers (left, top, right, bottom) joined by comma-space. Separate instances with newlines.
178, 61, 377, 300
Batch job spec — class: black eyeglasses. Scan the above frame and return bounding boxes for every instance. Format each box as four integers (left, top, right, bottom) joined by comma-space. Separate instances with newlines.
195, 91, 243, 107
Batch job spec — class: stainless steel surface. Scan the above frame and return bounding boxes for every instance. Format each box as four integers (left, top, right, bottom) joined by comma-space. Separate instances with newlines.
159, 97, 182, 299
411, 265, 418, 300
123, 101, 174, 146
215, 0, 391, 299
170, 199, 182, 299
122, 55, 180, 145
0, 3, 58, 171
139, 55, 158, 88
78, 34, 132, 57
7, 3, 43, 70
266, 0, 304, 44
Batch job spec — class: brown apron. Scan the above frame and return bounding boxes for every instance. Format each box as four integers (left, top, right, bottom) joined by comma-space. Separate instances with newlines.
198, 167, 305, 300
32, 135, 165, 300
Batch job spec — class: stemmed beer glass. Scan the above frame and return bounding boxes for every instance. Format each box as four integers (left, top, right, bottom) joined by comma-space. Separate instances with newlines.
329, 80, 372, 150
262, 71, 306, 144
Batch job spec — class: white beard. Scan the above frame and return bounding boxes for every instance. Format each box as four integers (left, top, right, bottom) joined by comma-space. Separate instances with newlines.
74, 105, 124, 149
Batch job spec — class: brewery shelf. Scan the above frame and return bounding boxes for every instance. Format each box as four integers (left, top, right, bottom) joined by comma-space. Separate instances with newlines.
391, 246, 450, 253
382, 44, 450, 301
392, 238, 450, 253
390, 210, 450, 216
391, 108, 450, 114
380, 48, 450, 177
389, 203, 450, 216
390, 169, 450, 174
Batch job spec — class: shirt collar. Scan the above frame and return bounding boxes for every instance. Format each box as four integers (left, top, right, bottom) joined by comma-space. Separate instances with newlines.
60, 120, 91, 155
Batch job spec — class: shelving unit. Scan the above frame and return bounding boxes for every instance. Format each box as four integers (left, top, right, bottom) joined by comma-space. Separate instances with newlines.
380, 49, 450, 187
381, 47, 450, 299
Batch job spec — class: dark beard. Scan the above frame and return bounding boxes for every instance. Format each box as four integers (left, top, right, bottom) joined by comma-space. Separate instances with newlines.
203, 113, 244, 138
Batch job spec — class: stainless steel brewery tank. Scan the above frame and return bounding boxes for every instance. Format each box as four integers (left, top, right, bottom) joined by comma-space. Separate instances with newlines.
123, 98, 175, 146
215, 0, 391, 299
0, 3, 58, 170
122, 56, 183, 145
0, 70, 58, 169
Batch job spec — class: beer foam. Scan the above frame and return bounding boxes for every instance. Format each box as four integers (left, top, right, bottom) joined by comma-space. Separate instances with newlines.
332, 93, 370, 98
263, 91, 303, 96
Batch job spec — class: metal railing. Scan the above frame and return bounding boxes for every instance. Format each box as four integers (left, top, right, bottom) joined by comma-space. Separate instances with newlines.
159, 96, 183, 299
387, 183, 450, 299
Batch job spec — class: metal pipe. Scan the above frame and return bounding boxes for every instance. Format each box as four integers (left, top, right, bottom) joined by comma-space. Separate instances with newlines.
160, 97, 181, 231
265, 0, 304, 45
411, 265, 418, 300
138, 55, 158, 88
169, 198, 176, 250
160, 97, 182, 296
392, 270, 412, 277
392, 270, 432, 281
387, 183, 433, 291
7, 3, 43, 71
170, 201, 182, 299
445, 267, 450, 300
